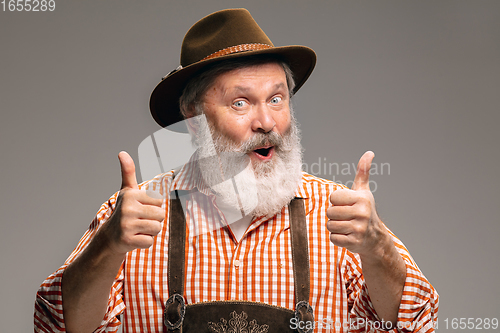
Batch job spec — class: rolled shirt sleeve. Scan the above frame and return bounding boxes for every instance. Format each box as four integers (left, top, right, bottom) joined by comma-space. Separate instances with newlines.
345, 230, 439, 332
34, 192, 126, 333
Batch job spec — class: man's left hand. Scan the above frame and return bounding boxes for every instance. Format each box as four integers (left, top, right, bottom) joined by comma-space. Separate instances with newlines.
326, 151, 388, 257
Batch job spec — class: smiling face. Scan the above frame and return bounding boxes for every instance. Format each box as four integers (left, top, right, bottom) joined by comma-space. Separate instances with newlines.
200, 62, 292, 165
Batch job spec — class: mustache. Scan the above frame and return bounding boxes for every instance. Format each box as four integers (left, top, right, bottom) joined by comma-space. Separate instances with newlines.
215, 124, 294, 155
237, 131, 284, 153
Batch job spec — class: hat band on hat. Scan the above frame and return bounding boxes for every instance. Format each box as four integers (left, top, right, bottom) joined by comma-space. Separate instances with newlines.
201, 43, 272, 61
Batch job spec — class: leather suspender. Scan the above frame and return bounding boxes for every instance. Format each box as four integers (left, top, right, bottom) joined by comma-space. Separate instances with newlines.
167, 196, 310, 304
289, 198, 310, 304
164, 195, 314, 333
167, 190, 186, 297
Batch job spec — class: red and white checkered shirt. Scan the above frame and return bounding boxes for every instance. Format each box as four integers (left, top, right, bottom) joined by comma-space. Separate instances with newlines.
35, 159, 439, 332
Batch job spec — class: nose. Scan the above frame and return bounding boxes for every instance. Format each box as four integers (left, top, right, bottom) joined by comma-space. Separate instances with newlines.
251, 104, 276, 133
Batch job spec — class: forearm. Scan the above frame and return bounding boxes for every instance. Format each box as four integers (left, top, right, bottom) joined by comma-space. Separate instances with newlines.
62, 230, 125, 333
359, 230, 406, 325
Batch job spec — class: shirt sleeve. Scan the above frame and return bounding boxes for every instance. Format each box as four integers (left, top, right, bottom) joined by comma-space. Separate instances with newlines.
344, 230, 439, 332
34, 192, 126, 333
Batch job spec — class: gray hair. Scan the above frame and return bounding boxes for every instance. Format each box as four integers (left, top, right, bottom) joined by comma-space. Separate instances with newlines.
179, 56, 296, 119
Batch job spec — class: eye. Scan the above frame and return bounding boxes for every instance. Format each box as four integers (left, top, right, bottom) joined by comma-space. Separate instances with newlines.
270, 96, 282, 104
233, 100, 248, 108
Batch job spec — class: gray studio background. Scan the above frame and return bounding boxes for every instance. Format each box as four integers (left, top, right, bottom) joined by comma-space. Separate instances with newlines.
1, 1, 499, 331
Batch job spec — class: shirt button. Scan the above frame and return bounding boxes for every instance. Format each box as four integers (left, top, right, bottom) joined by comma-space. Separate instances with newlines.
234, 259, 241, 268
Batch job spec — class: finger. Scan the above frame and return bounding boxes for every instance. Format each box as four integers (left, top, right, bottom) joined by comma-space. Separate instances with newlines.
136, 190, 164, 207
329, 189, 357, 206
132, 219, 163, 237
146, 190, 163, 200
352, 151, 374, 191
329, 233, 356, 249
130, 234, 157, 249
119, 151, 139, 190
139, 205, 166, 222
327, 205, 355, 221
326, 220, 353, 235
124, 201, 164, 221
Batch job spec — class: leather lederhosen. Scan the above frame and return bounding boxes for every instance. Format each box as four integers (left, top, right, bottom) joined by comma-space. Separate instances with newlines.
163, 192, 314, 333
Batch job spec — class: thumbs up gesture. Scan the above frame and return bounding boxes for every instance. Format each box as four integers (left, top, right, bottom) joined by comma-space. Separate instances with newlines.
100, 151, 165, 255
326, 151, 387, 256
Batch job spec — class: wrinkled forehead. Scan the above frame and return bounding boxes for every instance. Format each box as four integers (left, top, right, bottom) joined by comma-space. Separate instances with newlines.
208, 62, 288, 94
179, 56, 294, 122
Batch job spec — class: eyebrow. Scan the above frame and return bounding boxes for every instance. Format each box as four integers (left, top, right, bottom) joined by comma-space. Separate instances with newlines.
230, 82, 287, 94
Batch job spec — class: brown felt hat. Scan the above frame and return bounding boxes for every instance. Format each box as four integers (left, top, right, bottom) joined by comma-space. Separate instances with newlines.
149, 8, 317, 129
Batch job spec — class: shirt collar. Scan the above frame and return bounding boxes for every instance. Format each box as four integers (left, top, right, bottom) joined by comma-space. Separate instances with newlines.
170, 151, 213, 197
293, 172, 309, 200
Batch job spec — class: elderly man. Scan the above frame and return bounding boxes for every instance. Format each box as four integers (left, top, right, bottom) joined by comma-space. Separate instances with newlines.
35, 8, 438, 333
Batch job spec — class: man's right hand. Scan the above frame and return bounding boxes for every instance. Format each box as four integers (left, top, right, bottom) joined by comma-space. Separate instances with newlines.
102, 151, 165, 255
63, 151, 165, 333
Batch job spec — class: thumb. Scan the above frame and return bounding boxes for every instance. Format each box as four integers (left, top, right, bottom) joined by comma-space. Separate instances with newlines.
118, 151, 138, 189
352, 151, 374, 191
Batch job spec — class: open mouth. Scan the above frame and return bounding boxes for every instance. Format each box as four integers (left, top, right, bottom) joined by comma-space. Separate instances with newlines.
253, 146, 274, 159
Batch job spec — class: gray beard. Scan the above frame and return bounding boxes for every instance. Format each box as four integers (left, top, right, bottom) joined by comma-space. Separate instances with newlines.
193, 112, 303, 218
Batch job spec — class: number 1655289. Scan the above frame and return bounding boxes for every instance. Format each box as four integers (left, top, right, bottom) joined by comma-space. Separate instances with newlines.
2, 0, 55, 12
